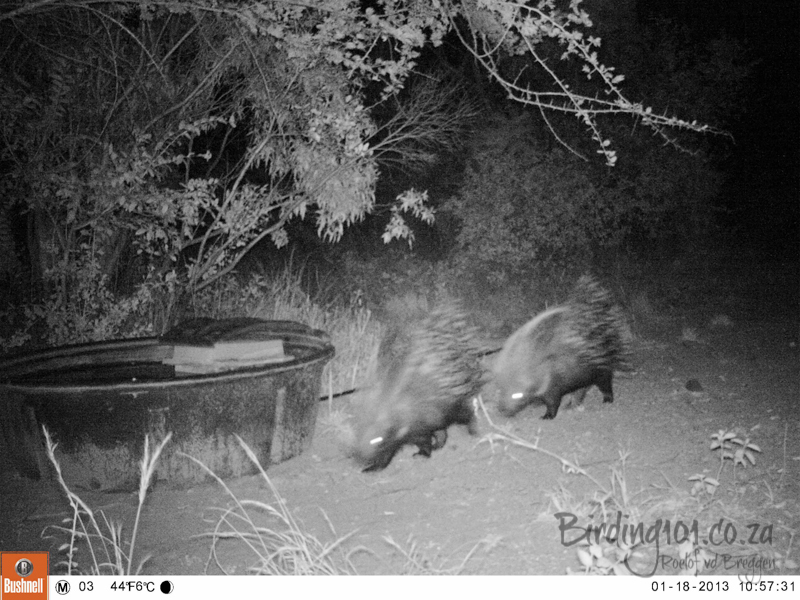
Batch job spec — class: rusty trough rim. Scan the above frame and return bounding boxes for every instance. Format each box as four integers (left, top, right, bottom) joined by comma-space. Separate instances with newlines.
0, 327, 335, 395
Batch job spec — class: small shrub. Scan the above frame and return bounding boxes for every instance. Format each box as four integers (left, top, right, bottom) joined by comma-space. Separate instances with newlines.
442, 127, 602, 283
1, 259, 162, 351
710, 428, 761, 483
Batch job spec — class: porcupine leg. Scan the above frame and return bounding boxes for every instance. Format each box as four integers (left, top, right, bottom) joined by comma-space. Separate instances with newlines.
568, 386, 591, 407
413, 435, 435, 457
454, 397, 479, 435
419, 420, 475, 456
595, 369, 614, 404
541, 392, 562, 420
411, 430, 448, 458
431, 429, 448, 449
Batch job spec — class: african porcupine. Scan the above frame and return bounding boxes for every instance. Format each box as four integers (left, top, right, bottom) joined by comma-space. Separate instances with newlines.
493, 275, 631, 420
352, 302, 487, 472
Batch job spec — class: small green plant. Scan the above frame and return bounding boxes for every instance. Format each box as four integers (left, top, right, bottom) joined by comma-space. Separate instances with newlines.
42, 427, 171, 575
710, 428, 762, 483
688, 473, 720, 498
688, 429, 762, 501
569, 536, 643, 576
672, 540, 714, 576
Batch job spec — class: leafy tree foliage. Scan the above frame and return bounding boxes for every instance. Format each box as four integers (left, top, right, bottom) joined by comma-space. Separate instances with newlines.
0, 0, 726, 343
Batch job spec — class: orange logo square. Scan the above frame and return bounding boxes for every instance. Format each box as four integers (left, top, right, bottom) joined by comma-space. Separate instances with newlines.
0, 552, 48, 600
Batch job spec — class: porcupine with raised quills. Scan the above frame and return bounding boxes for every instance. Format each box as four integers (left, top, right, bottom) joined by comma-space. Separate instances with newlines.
493, 275, 632, 420
352, 302, 487, 472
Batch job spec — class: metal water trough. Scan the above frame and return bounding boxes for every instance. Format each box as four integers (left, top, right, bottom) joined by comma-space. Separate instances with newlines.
0, 320, 334, 489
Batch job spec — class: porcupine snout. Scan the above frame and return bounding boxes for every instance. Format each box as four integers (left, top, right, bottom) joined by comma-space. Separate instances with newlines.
352, 302, 486, 471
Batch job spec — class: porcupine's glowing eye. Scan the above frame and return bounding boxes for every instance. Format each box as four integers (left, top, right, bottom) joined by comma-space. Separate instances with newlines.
369, 436, 384, 446
511, 392, 524, 400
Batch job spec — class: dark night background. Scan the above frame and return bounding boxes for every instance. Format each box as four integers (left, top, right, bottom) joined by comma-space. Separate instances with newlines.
642, 0, 798, 259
